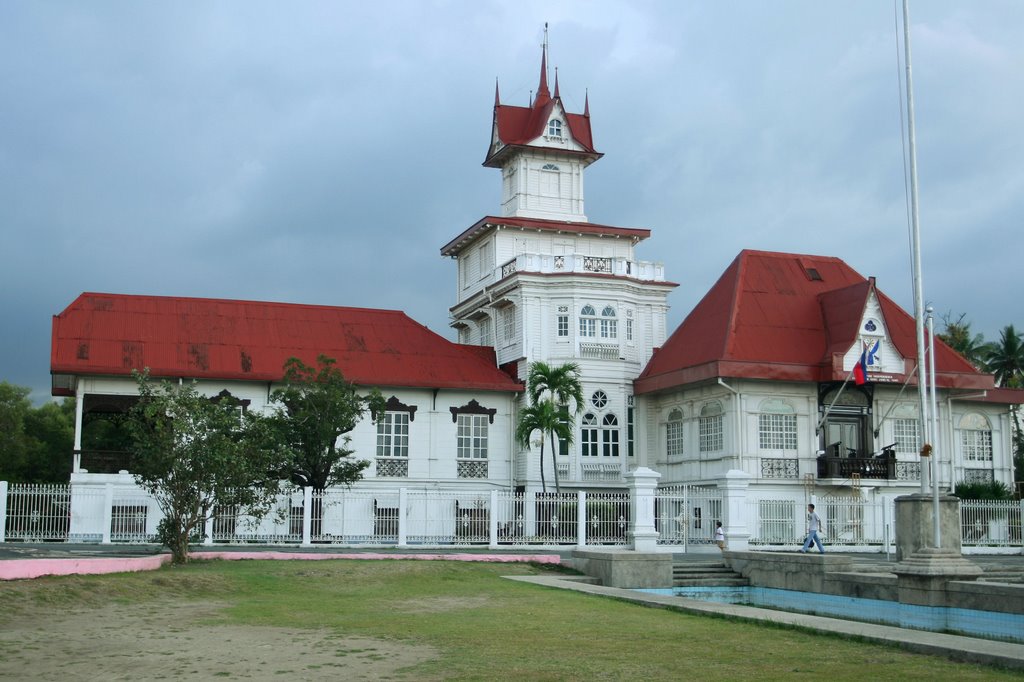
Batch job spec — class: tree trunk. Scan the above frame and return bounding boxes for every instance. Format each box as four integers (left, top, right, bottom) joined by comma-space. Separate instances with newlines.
549, 431, 561, 494
538, 441, 547, 494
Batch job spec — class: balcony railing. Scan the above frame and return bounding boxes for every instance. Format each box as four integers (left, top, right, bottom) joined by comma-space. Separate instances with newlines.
761, 458, 799, 479
817, 455, 895, 480
76, 449, 131, 474
496, 253, 666, 282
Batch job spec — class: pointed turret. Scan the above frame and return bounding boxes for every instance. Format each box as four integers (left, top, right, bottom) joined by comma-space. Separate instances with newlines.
535, 47, 551, 106
553, 68, 560, 100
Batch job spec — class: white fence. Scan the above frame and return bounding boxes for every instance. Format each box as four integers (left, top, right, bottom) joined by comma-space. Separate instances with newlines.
1, 480, 1021, 552
0, 483, 631, 549
655, 485, 723, 548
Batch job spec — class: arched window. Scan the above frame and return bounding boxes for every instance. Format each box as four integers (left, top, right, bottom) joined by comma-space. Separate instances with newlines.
581, 413, 599, 457
579, 305, 597, 337
547, 119, 562, 138
666, 408, 684, 457
541, 163, 560, 171
960, 413, 993, 462
699, 401, 723, 453
600, 306, 617, 339
758, 399, 796, 451
602, 413, 620, 457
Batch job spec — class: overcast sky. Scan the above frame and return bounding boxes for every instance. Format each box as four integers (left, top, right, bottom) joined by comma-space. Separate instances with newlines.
2, 1, 1021, 403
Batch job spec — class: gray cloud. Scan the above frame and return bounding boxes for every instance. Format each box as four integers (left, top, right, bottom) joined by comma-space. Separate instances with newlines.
3, 1, 1022, 402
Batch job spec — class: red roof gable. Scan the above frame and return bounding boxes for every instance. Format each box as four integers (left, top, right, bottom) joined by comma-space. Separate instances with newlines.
635, 250, 995, 394
484, 49, 599, 168
51, 293, 524, 394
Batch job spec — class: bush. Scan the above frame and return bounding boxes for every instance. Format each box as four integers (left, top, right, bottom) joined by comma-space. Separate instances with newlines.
954, 480, 1014, 500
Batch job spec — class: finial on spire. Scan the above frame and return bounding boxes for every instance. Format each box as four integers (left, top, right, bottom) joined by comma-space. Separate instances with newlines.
536, 23, 551, 103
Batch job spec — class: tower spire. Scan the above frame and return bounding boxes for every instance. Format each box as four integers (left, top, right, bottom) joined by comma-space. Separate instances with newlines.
553, 67, 560, 99
536, 22, 551, 104
494, 78, 500, 106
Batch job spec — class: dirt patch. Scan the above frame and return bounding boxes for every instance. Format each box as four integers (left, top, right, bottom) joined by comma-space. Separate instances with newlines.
0, 600, 438, 680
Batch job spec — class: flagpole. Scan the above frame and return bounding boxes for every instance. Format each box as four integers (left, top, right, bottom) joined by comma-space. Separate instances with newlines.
902, 0, 931, 498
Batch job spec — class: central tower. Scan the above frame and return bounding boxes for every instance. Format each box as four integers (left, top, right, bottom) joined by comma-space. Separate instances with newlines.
441, 43, 676, 492
484, 47, 601, 223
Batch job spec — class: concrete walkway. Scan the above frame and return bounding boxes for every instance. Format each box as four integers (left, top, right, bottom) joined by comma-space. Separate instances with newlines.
507, 573, 1024, 671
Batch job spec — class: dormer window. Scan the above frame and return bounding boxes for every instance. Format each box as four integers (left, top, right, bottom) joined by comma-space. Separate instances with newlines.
548, 119, 562, 138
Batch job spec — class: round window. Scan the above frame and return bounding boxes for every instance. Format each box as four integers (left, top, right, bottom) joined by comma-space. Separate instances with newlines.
591, 390, 608, 409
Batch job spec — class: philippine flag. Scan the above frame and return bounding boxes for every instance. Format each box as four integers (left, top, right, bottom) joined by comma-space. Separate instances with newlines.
853, 345, 869, 385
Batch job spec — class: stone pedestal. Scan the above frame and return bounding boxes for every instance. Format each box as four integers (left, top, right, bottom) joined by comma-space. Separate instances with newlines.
894, 493, 962, 561
893, 494, 982, 607
894, 547, 983, 606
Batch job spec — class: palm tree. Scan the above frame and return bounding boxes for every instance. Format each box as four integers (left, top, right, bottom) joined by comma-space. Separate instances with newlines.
938, 312, 988, 369
984, 325, 1024, 485
515, 401, 571, 493
526, 361, 584, 493
984, 324, 1024, 388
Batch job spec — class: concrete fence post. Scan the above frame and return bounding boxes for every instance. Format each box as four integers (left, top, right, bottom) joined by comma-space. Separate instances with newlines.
0, 481, 8, 543
488, 490, 499, 549
301, 487, 312, 547
577, 490, 587, 548
722, 469, 751, 551
626, 467, 661, 551
203, 514, 214, 546
397, 488, 408, 547
101, 483, 114, 544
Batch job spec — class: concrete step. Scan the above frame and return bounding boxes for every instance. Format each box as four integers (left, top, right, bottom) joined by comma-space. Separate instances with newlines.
674, 577, 750, 588
672, 561, 748, 587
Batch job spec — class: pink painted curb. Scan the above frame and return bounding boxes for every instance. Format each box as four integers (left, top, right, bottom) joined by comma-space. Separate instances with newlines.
0, 551, 562, 581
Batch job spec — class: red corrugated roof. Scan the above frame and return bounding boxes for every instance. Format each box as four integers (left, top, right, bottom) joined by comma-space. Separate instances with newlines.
51, 293, 524, 393
635, 250, 994, 394
441, 215, 650, 257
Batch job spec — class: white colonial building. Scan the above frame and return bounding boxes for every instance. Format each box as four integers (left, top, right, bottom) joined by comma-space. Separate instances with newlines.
45, 46, 1020, 546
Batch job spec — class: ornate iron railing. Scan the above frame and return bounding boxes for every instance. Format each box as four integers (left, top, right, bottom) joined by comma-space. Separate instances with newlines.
817, 455, 895, 480
761, 458, 799, 479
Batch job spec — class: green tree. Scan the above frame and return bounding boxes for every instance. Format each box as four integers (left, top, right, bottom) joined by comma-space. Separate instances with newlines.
126, 372, 287, 564
515, 401, 572, 494
937, 312, 987, 369
269, 355, 384, 492
0, 382, 33, 482
0, 382, 75, 483
522, 362, 584, 494
21, 399, 75, 483
983, 324, 1024, 389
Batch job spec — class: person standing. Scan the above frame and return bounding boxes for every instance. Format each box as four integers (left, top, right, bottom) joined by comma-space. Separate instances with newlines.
800, 503, 825, 553
714, 521, 726, 550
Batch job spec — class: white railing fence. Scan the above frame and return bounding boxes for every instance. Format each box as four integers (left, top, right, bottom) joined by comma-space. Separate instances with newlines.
655, 485, 723, 548
2, 480, 1021, 553
960, 499, 1023, 548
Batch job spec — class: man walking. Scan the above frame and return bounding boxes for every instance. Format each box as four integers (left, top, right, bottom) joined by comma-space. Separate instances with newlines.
800, 503, 825, 553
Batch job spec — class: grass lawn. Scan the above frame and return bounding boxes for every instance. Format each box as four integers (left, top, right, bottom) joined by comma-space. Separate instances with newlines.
0, 559, 1018, 680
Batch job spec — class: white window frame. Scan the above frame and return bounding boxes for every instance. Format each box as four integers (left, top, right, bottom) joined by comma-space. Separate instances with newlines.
457, 414, 488, 460
581, 413, 599, 457
600, 306, 617, 339
376, 412, 410, 458
602, 413, 620, 457
666, 409, 684, 458
758, 400, 797, 451
699, 402, 723, 453
579, 305, 597, 337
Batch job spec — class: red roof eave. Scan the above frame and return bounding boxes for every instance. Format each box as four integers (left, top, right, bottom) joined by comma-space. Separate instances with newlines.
441, 215, 650, 256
